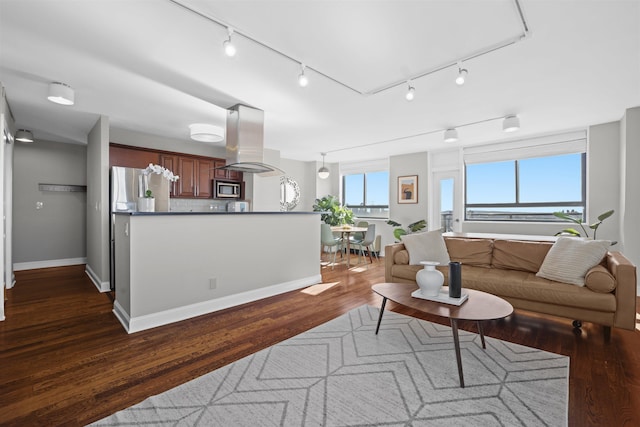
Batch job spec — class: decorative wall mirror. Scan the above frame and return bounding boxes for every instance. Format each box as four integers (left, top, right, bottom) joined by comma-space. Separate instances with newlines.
280, 176, 300, 211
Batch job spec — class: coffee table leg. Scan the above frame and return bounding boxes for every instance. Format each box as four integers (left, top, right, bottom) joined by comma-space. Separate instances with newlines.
450, 318, 465, 388
477, 321, 486, 349
375, 297, 387, 335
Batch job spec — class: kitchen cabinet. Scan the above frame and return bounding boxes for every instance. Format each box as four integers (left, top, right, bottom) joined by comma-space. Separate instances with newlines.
175, 156, 214, 198
213, 160, 242, 181
109, 145, 159, 169
160, 154, 178, 196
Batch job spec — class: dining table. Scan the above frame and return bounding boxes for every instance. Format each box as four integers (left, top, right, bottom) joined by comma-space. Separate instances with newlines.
330, 225, 368, 268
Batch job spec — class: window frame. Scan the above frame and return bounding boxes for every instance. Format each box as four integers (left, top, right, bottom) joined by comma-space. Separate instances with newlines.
464, 152, 586, 222
342, 170, 389, 219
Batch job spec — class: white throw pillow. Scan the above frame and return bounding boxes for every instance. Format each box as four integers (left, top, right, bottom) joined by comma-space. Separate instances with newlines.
401, 230, 451, 266
536, 237, 610, 286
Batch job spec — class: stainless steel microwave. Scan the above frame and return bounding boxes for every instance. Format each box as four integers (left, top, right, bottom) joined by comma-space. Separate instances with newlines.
215, 180, 241, 198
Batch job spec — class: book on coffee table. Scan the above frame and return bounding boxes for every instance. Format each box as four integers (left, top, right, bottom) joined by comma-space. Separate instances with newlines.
411, 288, 469, 306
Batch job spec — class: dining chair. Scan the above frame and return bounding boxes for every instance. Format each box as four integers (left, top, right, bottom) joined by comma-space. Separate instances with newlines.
320, 223, 343, 269
352, 221, 368, 243
352, 224, 378, 264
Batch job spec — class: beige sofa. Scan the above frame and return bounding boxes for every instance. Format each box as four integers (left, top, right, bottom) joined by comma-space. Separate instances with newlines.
385, 234, 637, 334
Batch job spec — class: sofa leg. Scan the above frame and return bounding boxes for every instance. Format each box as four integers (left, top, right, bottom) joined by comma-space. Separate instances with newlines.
572, 320, 582, 328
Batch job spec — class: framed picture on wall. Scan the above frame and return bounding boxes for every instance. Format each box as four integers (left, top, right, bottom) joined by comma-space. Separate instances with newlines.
398, 175, 418, 204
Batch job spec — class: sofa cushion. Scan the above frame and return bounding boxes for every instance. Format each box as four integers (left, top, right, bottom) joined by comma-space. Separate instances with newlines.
444, 238, 493, 267
584, 265, 617, 293
401, 230, 450, 266
536, 237, 611, 286
459, 265, 616, 312
492, 240, 553, 273
394, 249, 410, 265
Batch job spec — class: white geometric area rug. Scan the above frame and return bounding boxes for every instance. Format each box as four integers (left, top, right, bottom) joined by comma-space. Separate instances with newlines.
92, 305, 569, 427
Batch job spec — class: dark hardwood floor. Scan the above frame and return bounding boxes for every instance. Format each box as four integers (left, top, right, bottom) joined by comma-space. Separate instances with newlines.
1, 256, 639, 426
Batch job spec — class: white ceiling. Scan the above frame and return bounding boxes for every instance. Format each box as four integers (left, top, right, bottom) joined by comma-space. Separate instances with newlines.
1, 0, 638, 163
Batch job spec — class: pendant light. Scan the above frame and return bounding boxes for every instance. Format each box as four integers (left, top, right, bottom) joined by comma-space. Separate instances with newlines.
318, 153, 330, 179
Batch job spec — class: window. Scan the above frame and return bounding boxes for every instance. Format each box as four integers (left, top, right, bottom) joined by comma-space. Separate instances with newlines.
343, 170, 389, 218
465, 152, 585, 221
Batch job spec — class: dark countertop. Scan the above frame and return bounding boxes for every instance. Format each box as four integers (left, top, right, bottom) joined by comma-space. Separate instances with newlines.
113, 211, 321, 216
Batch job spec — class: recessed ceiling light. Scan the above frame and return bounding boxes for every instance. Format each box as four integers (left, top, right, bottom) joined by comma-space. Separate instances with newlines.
189, 124, 225, 142
47, 82, 75, 105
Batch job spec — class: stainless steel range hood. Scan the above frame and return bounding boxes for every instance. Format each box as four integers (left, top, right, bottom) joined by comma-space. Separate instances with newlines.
215, 104, 284, 176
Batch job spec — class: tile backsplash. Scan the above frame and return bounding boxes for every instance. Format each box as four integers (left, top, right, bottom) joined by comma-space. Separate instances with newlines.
170, 199, 229, 212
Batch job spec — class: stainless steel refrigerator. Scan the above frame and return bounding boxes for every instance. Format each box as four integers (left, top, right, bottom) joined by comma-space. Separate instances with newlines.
110, 166, 144, 291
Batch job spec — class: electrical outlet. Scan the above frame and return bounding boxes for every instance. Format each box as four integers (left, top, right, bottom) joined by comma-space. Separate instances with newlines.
209, 278, 217, 290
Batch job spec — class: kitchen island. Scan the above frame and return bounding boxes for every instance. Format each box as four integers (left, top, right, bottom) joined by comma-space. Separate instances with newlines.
112, 211, 321, 333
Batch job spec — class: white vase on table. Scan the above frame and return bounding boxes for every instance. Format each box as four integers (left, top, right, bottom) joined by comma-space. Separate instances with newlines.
138, 197, 155, 212
416, 261, 444, 296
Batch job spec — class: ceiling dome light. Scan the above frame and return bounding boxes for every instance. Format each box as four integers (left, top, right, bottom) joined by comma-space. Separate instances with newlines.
318, 153, 329, 179
189, 123, 225, 142
298, 64, 309, 87
503, 115, 520, 132
47, 82, 75, 105
405, 83, 415, 101
15, 129, 35, 143
455, 68, 468, 86
444, 128, 459, 142
223, 27, 236, 57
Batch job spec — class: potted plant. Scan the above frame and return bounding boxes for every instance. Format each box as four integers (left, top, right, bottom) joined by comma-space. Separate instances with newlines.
553, 209, 615, 242
138, 189, 155, 212
386, 219, 427, 241
313, 195, 354, 226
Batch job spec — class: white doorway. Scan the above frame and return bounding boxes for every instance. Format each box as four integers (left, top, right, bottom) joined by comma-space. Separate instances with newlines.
431, 170, 461, 233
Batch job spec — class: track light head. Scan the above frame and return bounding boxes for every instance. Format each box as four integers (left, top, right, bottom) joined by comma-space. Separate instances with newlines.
298, 64, 309, 87
456, 68, 468, 86
223, 28, 236, 57
503, 115, 520, 132
405, 83, 415, 101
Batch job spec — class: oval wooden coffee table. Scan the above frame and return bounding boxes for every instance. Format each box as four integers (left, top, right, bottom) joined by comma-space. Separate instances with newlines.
372, 282, 514, 388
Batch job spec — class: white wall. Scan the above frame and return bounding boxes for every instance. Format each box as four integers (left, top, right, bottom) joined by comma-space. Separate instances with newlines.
620, 106, 640, 268
85, 115, 110, 291
12, 140, 87, 267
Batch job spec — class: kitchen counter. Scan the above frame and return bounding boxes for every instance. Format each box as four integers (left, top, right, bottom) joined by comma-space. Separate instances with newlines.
112, 211, 321, 333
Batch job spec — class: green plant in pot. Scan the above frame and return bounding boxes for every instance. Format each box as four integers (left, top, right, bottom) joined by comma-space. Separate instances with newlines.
312, 195, 354, 226
144, 189, 153, 198
386, 219, 427, 241
553, 209, 615, 242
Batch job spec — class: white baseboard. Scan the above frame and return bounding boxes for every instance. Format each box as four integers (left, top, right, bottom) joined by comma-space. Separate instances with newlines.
13, 257, 86, 271
85, 265, 111, 293
118, 274, 322, 334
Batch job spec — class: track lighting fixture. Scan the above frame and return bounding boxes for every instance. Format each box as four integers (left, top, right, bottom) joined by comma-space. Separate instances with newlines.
298, 64, 309, 87
15, 129, 35, 143
318, 153, 329, 179
444, 128, 459, 143
47, 82, 75, 105
223, 27, 236, 57
455, 63, 468, 86
502, 115, 520, 132
405, 82, 415, 101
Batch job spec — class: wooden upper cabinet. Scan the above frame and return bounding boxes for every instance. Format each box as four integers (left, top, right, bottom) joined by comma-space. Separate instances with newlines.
196, 159, 214, 198
160, 154, 178, 196
109, 145, 159, 169
177, 157, 197, 198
